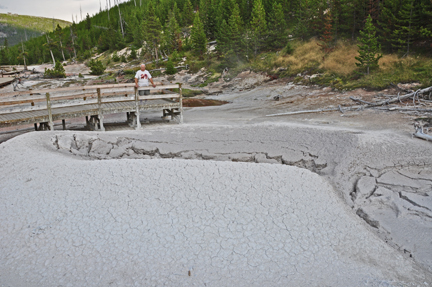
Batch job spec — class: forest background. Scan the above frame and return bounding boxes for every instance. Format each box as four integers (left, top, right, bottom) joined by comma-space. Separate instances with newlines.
0, 0, 431, 89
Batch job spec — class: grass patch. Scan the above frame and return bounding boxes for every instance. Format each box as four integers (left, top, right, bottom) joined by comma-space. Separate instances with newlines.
172, 88, 203, 97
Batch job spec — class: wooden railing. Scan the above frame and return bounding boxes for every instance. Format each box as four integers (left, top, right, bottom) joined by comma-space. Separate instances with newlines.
0, 83, 183, 130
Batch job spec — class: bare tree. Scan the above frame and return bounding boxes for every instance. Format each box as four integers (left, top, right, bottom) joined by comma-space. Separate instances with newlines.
45, 35, 56, 65
115, 0, 125, 37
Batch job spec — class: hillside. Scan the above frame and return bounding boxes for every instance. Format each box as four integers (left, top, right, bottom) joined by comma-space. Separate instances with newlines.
0, 13, 70, 46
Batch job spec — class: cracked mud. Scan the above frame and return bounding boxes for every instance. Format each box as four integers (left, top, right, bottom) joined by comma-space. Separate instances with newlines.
1, 123, 432, 286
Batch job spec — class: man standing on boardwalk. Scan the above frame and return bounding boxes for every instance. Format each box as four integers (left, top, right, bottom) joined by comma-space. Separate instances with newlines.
135, 64, 156, 95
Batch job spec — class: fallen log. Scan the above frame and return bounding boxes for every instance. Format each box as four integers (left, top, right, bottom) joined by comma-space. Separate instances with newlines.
369, 86, 432, 107
266, 108, 339, 117
414, 131, 432, 141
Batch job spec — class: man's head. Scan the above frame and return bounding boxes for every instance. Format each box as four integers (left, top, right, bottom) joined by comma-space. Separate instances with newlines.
140, 64, 146, 71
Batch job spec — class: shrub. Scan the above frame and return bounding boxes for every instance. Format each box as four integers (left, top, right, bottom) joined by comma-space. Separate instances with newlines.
165, 60, 177, 74
112, 52, 120, 62
129, 49, 137, 60
282, 42, 294, 55
89, 59, 105, 75
121, 55, 127, 62
78, 73, 84, 78
44, 61, 66, 78
171, 51, 179, 62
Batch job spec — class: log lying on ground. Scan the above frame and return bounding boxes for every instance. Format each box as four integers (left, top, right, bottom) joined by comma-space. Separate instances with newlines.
266, 86, 432, 117
266, 108, 339, 117
414, 131, 432, 141
351, 86, 432, 107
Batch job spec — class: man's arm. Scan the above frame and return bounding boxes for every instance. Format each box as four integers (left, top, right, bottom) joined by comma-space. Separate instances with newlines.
135, 77, 139, 88
150, 78, 156, 88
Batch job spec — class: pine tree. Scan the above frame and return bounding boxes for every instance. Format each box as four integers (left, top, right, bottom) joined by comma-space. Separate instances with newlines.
144, 2, 163, 61
191, 11, 207, 55
391, 0, 416, 55
165, 10, 181, 53
268, 2, 287, 50
250, 0, 267, 55
377, 0, 398, 52
216, 0, 235, 36
355, 15, 382, 75
199, 0, 216, 39
183, 0, 194, 26
217, 19, 231, 53
228, 4, 243, 56
318, 13, 334, 54
85, 13, 92, 30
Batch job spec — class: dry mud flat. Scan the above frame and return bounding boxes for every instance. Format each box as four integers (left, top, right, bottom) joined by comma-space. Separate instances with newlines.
1, 123, 432, 286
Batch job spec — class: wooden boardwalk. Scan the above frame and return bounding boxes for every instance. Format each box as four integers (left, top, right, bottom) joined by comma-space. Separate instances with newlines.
0, 83, 183, 131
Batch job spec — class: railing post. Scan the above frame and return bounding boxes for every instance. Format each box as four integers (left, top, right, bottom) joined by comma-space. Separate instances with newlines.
97, 88, 105, 131
135, 87, 141, 129
45, 92, 54, 130
179, 83, 183, 124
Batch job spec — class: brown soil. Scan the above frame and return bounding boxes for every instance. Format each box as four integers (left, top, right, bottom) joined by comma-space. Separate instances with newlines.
183, 98, 229, 107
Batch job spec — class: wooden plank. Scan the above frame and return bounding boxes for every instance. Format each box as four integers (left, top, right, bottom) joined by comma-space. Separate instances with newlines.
0, 83, 179, 98
138, 94, 180, 100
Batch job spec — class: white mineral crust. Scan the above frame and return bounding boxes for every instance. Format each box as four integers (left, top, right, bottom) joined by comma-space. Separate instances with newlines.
0, 131, 431, 286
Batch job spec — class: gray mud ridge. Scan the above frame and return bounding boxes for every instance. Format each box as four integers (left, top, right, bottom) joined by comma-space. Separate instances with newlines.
52, 123, 432, 273
1, 127, 432, 286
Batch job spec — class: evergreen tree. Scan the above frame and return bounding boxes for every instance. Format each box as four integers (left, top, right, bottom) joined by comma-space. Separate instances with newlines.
318, 13, 334, 54
183, 0, 194, 26
165, 10, 182, 53
250, 0, 267, 55
199, 0, 216, 39
144, 2, 163, 61
268, 2, 287, 50
391, 0, 416, 55
377, 0, 399, 52
355, 15, 382, 75
217, 19, 231, 53
216, 0, 235, 35
228, 4, 243, 56
191, 11, 207, 55
165, 59, 177, 74
85, 13, 92, 30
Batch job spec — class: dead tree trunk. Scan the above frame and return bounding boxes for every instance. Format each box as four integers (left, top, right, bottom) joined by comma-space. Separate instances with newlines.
21, 41, 27, 70
116, 0, 125, 37
46, 35, 56, 65
70, 26, 77, 59
59, 40, 66, 62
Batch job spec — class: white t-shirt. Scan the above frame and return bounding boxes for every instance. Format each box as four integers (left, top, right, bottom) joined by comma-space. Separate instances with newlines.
135, 70, 152, 87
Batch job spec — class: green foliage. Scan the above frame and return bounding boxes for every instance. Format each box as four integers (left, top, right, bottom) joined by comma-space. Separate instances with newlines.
356, 15, 382, 74
144, 1, 163, 60
282, 42, 294, 54
112, 52, 120, 62
250, 0, 267, 55
85, 13, 92, 30
89, 59, 105, 75
78, 73, 84, 78
267, 2, 286, 50
44, 61, 66, 78
165, 60, 177, 74
129, 49, 137, 60
121, 55, 127, 62
164, 10, 182, 53
191, 12, 207, 55
183, 0, 194, 26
